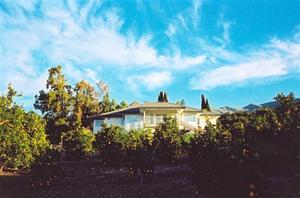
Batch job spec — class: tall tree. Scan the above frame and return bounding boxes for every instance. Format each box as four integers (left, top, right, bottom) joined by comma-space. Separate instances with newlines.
201, 94, 206, 110
99, 93, 118, 113
206, 98, 211, 111
158, 91, 168, 102
163, 92, 168, 102
73, 80, 100, 128
34, 65, 73, 144
158, 91, 164, 102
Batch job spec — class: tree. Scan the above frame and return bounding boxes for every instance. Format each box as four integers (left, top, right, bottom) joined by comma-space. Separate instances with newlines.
201, 94, 211, 111
62, 127, 95, 160
201, 94, 206, 110
0, 84, 49, 169
163, 91, 168, 102
158, 91, 164, 102
73, 80, 100, 128
34, 65, 73, 144
94, 124, 126, 166
99, 93, 118, 113
153, 116, 181, 164
158, 91, 168, 102
123, 129, 155, 184
118, 101, 128, 109
176, 99, 186, 106
205, 98, 211, 111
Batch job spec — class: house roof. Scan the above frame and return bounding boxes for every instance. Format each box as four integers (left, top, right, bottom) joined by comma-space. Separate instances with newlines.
141, 101, 183, 108
89, 101, 220, 119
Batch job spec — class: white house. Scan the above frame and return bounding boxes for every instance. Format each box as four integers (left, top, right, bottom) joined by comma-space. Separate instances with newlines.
90, 101, 220, 133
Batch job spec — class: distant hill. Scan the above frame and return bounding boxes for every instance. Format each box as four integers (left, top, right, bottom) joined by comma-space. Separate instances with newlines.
218, 98, 300, 113
217, 106, 244, 114
243, 103, 261, 111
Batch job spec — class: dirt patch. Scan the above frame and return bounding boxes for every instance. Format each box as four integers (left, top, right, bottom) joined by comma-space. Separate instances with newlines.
0, 160, 201, 198
1, 159, 299, 198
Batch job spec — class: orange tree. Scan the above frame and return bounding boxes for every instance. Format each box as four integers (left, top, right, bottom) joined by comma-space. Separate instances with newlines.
122, 129, 155, 184
94, 124, 126, 167
0, 84, 49, 169
187, 93, 300, 197
152, 116, 184, 164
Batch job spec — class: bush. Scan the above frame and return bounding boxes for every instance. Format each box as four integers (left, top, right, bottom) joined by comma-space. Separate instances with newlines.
123, 129, 155, 184
187, 93, 300, 196
152, 116, 184, 164
30, 148, 64, 188
0, 85, 49, 169
94, 124, 126, 166
187, 123, 261, 197
62, 127, 95, 160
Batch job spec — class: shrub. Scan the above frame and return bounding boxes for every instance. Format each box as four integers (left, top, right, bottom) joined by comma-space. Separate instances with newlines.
30, 148, 64, 188
152, 116, 183, 164
187, 123, 261, 197
0, 85, 49, 169
94, 124, 126, 166
123, 129, 155, 184
62, 127, 95, 160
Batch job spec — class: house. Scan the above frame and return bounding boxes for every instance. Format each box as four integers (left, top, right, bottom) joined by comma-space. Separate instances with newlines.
90, 98, 220, 133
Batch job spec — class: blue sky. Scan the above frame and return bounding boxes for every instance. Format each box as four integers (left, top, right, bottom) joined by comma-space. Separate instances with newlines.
0, 0, 299, 109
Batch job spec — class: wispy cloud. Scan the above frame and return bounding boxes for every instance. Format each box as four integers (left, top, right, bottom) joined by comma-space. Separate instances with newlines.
0, 0, 208, 99
215, 13, 231, 46
192, 0, 202, 27
0, 0, 299, 107
191, 34, 300, 90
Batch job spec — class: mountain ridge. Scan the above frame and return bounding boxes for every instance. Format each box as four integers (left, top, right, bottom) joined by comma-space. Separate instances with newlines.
218, 98, 300, 113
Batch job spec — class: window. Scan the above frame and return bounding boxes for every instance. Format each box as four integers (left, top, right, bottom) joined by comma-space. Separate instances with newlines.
184, 114, 195, 122
126, 115, 139, 123
94, 120, 102, 128
94, 120, 103, 133
146, 114, 154, 125
156, 114, 163, 124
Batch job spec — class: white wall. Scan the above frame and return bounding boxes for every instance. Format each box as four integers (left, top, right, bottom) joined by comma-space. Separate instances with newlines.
198, 115, 219, 129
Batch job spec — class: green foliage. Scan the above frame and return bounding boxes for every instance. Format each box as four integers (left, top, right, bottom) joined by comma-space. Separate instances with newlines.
94, 125, 154, 183
62, 128, 95, 160
99, 93, 119, 113
157, 91, 168, 102
123, 129, 155, 179
201, 94, 206, 110
34, 65, 73, 144
188, 93, 300, 196
0, 85, 49, 169
188, 123, 261, 196
205, 98, 211, 111
34, 66, 128, 144
257, 93, 300, 176
73, 80, 100, 128
201, 94, 211, 111
94, 124, 126, 166
118, 101, 128, 109
153, 116, 183, 164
